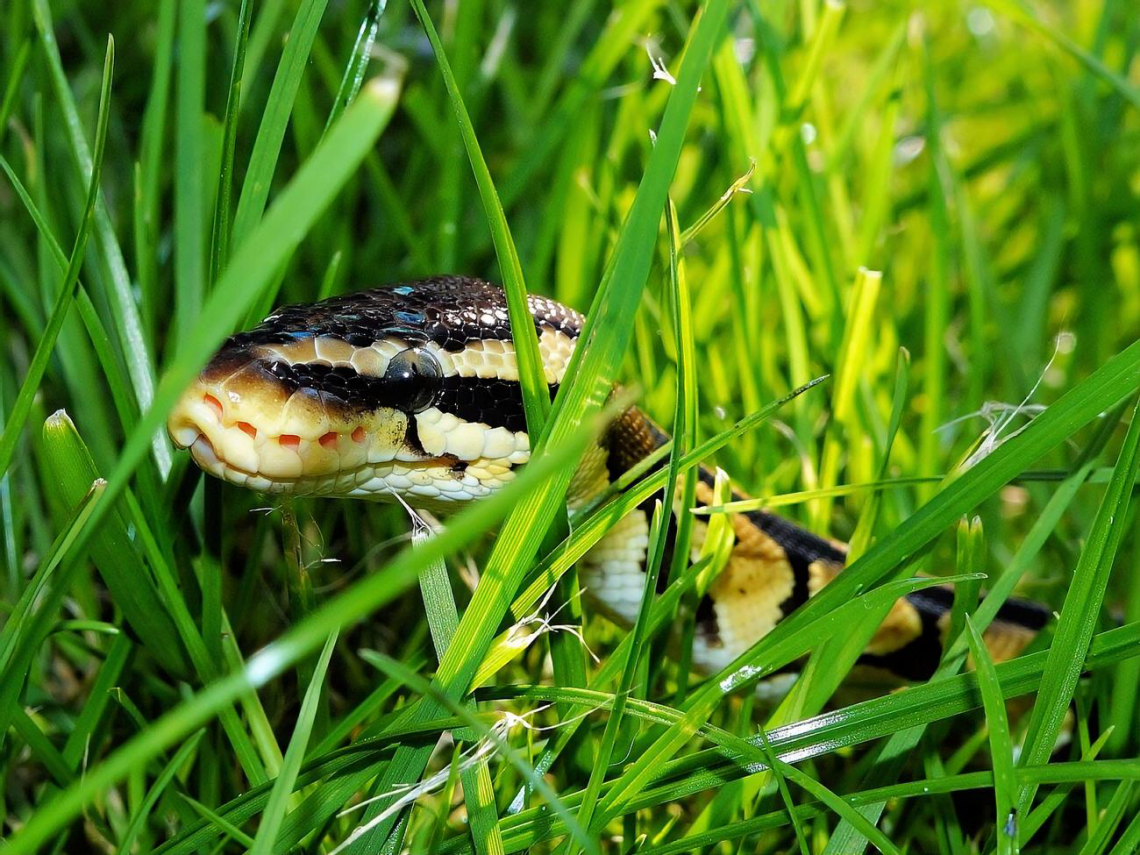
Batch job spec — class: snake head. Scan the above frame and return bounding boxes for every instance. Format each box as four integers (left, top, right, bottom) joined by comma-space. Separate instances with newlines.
167, 279, 580, 504
167, 331, 437, 495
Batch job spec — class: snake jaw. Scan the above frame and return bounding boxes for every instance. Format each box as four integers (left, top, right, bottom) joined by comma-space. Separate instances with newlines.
166, 371, 413, 493
166, 373, 497, 506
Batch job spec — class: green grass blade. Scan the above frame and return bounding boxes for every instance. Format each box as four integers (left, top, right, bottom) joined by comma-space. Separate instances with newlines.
982, 0, 1140, 110
1106, 807, 1140, 855
1017, 395, 1140, 814
324, 0, 387, 133
208, 0, 253, 286
410, 518, 505, 855
497, 0, 664, 207
55, 78, 399, 607
174, 0, 206, 339
1022, 726, 1116, 845
410, 0, 548, 435
360, 653, 597, 855
0, 37, 113, 480
113, 731, 205, 855
8, 3, 1140, 851
2, 398, 603, 854
250, 630, 338, 855
347, 2, 732, 846
0, 155, 143, 446
575, 197, 702, 839
575, 500, 666, 841
1077, 782, 1136, 855
0, 479, 104, 746
230, 0, 332, 258
595, 338, 1140, 825
40, 411, 188, 676
135, 0, 176, 340
0, 479, 103, 678
33, 0, 168, 475
11, 708, 73, 787
0, 38, 30, 147
178, 792, 257, 848
142, 616, 1140, 855
965, 616, 1018, 855
773, 759, 901, 855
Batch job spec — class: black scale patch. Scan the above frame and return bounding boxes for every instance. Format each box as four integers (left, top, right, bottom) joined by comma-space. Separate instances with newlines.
265, 361, 378, 407
208, 278, 582, 430
859, 585, 1050, 681
228, 277, 582, 353
436, 376, 560, 434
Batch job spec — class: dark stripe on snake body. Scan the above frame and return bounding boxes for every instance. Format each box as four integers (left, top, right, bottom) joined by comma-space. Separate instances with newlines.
262, 358, 559, 432
859, 605, 946, 681
909, 585, 1050, 631
436, 376, 560, 433
695, 467, 841, 617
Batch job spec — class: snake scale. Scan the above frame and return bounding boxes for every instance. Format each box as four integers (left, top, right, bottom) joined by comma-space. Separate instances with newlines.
168, 276, 1048, 685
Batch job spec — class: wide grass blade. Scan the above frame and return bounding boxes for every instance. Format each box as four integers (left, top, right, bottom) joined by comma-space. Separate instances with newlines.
173, 0, 206, 339
40, 410, 188, 676
46, 77, 400, 626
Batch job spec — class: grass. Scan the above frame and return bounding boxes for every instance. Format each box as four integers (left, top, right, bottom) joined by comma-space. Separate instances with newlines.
2, 0, 1140, 852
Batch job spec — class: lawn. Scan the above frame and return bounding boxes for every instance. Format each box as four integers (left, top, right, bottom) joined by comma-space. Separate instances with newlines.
2, 0, 1140, 852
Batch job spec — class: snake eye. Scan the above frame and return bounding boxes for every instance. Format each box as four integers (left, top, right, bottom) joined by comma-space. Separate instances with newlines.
383, 347, 441, 413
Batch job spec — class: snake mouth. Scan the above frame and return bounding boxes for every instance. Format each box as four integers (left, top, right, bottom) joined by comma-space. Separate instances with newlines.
167, 381, 402, 491
166, 382, 491, 503
182, 430, 458, 497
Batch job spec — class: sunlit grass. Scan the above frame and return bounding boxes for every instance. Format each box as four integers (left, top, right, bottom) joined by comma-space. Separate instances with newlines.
2, 0, 1140, 852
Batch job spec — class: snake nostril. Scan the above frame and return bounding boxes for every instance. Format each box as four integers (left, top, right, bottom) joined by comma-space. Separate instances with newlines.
351, 426, 366, 443
319, 431, 338, 449
203, 394, 223, 420
279, 434, 300, 449
237, 421, 257, 439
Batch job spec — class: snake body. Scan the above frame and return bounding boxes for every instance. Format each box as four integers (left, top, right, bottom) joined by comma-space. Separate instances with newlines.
168, 277, 1047, 682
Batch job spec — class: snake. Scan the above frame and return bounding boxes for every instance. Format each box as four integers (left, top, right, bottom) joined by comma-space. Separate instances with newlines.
167, 276, 1048, 684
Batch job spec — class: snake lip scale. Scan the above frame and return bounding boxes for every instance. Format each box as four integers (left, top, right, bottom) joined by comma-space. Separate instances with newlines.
168, 276, 1049, 684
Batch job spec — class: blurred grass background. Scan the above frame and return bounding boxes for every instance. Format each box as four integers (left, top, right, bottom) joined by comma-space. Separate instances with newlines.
2, 0, 1140, 852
